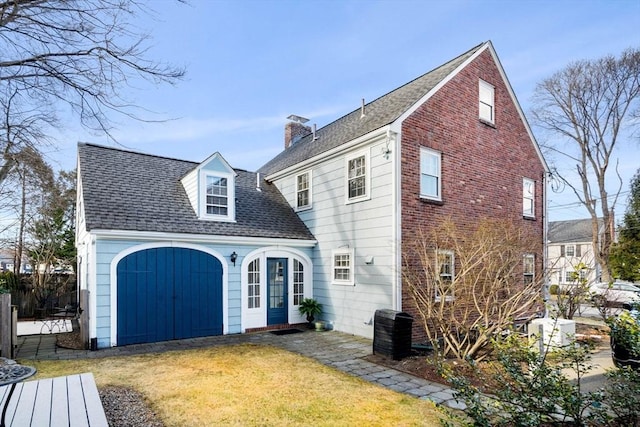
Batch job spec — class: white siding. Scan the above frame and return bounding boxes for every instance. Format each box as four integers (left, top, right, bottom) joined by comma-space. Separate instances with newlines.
273, 137, 395, 338
181, 169, 198, 214
548, 242, 600, 288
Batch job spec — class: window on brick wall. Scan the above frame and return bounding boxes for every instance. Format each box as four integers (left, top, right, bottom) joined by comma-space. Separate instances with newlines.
479, 79, 495, 123
523, 178, 535, 218
420, 147, 441, 200
435, 250, 454, 301
524, 254, 535, 285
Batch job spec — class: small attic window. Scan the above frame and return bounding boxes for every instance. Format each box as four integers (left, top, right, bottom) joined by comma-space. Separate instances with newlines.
182, 152, 237, 222
479, 79, 495, 124
201, 171, 235, 222
206, 176, 228, 216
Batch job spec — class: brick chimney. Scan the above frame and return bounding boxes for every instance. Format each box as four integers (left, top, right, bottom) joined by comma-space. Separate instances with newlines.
285, 115, 311, 149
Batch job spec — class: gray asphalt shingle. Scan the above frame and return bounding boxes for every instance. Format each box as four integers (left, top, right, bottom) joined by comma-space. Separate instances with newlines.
78, 143, 315, 240
548, 218, 604, 243
258, 42, 485, 176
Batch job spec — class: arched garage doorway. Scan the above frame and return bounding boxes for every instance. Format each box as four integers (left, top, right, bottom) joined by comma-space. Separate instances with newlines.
117, 247, 223, 345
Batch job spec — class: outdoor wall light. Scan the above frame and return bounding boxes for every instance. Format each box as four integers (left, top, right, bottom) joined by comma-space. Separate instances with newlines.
230, 251, 238, 266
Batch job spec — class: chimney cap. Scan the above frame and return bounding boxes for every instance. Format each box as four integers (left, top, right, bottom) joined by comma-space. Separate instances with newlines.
287, 114, 309, 124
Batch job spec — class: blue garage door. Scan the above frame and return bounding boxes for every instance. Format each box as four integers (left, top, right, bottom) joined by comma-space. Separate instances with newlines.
117, 248, 223, 346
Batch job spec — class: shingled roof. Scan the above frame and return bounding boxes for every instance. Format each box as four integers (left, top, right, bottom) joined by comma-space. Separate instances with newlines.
548, 218, 604, 243
258, 42, 486, 176
78, 143, 315, 241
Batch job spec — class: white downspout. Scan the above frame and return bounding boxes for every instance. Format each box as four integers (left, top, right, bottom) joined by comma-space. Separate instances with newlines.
390, 127, 402, 310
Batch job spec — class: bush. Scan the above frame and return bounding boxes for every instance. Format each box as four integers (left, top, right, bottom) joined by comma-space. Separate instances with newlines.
550, 284, 559, 295
607, 310, 640, 369
0, 271, 18, 291
440, 331, 640, 426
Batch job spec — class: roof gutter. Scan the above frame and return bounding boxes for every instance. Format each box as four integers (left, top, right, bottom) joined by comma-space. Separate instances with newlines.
89, 229, 317, 248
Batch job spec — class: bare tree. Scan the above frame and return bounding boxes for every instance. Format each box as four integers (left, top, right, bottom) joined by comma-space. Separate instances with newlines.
552, 261, 593, 320
12, 146, 54, 275
26, 165, 76, 312
532, 48, 640, 283
0, 0, 185, 184
403, 219, 544, 362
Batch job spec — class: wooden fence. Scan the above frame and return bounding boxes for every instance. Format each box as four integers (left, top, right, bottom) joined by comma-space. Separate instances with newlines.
0, 293, 15, 358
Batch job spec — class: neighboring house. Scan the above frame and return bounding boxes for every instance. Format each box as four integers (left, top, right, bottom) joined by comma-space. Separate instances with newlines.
76, 40, 548, 348
548, 218, 604, 288
0, 249, 32, 274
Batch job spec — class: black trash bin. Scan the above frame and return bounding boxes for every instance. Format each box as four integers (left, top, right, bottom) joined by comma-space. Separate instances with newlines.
373, 309, 413, 360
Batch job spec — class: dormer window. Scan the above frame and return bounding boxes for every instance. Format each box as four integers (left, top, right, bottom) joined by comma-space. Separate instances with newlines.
206, 176, 228, 215
201, 170, 235, 221
181, 152, 237, 222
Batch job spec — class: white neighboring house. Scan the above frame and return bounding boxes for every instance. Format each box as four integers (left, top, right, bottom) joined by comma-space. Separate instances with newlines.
548, 218, 604, 290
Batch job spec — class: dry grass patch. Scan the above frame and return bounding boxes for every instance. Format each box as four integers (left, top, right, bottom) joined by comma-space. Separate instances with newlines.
28, 344, 444, 426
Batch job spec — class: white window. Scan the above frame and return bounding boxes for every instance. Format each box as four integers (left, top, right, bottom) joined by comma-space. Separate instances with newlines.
293, 259, 304, 305
579, 268, 588, 281
564, 270, 574, 283
206, 176, 228, 215
332, 248, 355, 286
436, 250, 454, 301
523, 178, 535, 218
247, 259, 260, 309
420, 147, 441, 200
296, 171, 312, 210
566, 245, 575, 257
200, 171, 235, 222
524, 254, 535, 285
479, 79, 495, 123
345, 151, 369, 202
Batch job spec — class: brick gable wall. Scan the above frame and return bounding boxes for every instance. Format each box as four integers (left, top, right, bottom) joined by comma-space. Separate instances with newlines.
400, 49, 546, 342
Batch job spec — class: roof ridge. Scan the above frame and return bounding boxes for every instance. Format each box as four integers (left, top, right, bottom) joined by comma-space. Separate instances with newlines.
313, 42, 487, 135
258, 41, 488, 176
79, 142, 198, 165
362, 42, 486, 111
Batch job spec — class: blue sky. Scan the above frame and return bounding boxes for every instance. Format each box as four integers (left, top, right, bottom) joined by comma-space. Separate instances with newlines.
50, 0, 640, 223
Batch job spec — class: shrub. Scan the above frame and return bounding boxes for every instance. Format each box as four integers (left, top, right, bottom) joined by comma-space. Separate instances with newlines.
607, 310, 640, 369
441, 333, 609, 426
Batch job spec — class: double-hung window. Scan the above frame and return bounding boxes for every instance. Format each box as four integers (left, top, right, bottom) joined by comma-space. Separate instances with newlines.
523, 178, 535, 218
206, 176, 228, 216
420, 147, 441, 200
436, 250, 454, 301
296, 171, 312, 210
200, 170, 235, 221
479, 79, 495, 123
566, 245, 575, 257
346, 151, 369, 202
564, 270, 574, 283
523, 254, 535, 285
332, 248, 355, 286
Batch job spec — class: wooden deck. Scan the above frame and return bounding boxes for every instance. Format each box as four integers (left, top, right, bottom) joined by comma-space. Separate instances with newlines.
0, 373, 108, 426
